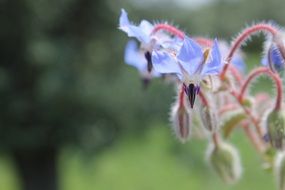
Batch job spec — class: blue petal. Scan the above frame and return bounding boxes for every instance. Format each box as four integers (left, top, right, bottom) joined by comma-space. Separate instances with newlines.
177, 37, 203, 75
262, 46, 284, 71
270, 47, 284, 69
124, 40, 146, 72
119, 9, 151, 43
152, 50, 182, 79
177, 37, 203, 63
138, 20, 153, 36
178, 58, 201, 76
201, 39, 222, 76
119, 9, 130, 27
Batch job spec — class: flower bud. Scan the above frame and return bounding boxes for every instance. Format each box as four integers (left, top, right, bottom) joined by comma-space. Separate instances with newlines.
266, 110, 285, 150
200, 105, 218, 132
206, 142, 242, 184
262, 44, 284, 72
170, 102, 191, 143
274, 151, 285, 190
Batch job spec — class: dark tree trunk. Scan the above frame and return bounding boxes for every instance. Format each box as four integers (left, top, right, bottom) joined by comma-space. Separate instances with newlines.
12, 148, 58, 190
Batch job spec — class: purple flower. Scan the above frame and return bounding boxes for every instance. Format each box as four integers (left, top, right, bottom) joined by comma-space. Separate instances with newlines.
152, 36, 222, 107
119, 9, 180, 80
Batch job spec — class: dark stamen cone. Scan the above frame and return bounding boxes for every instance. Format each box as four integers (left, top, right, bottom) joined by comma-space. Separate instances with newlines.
144, 51, 153, 73
188, 84, 196, 108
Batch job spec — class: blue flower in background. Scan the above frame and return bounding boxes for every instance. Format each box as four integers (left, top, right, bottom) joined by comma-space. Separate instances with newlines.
119, 9, 180, 83
152, 36, 222, 107
124, 40, 160, 77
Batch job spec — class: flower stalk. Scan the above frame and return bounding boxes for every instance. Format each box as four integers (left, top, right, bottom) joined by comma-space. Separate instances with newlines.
238, 67, 283, 111
221, 23, 279, 79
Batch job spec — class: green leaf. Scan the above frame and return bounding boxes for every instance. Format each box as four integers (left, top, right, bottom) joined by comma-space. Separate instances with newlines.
222, 112, 247, 138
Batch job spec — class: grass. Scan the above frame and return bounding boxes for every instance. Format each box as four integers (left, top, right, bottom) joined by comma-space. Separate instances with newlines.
0, 123, 277, 190
58, 123, 276, 190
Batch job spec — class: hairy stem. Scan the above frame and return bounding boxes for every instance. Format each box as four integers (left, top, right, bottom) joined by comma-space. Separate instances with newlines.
221, 23, 278, 78
194, 37, 213, 47
239, 67, 283, 111
152, 23, 184, 39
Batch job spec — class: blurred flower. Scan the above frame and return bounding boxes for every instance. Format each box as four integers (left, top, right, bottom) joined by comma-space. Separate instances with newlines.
124, 40, 160, 77
119, 9, 179, 85
152, 36, 222, 107
206, 141, 242, 184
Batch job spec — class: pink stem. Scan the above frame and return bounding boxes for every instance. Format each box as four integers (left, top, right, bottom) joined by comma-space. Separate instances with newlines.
221, 23, 278, 78
151, 23, 185, 39
194, 37, 213, 47
239, 67, 283, 111
152, 24, 215, 47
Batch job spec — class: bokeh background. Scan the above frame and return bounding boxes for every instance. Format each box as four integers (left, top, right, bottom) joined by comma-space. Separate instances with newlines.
0, 0, 285, 190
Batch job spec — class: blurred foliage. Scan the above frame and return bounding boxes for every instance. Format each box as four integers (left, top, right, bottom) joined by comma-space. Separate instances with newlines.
0, 0, 174, 152
0, 0, 285, 154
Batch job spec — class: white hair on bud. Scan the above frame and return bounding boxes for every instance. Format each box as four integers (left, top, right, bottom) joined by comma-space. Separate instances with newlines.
169, 90, 192, 143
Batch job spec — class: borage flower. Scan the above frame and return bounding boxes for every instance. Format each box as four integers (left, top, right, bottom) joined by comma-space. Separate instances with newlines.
119, 9, 176, 73
119, 9, 182, 87
152, 36, 223, 108
124, 40, 160, 87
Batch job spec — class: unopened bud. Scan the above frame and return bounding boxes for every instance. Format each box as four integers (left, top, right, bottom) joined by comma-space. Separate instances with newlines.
266, 110, 285, 150
171, 102, 191, 143
206, 142, 242, 184
263, 34, 285, 72
200, 105, 218, 132
274, 151, 285, 190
